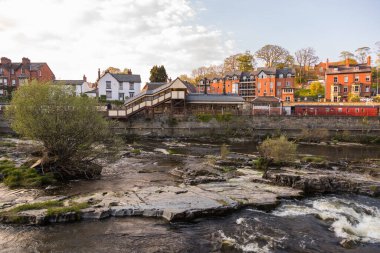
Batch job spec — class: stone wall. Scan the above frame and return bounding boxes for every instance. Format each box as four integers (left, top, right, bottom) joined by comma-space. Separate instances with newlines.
116, 115, 380, 139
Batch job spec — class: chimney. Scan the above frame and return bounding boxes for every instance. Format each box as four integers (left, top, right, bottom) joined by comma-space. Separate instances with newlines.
98, 68, 101, 79
22, 57, 30, 66
128, 69, 132, 75
83, 74, 87, 82
345, 57, 349, 67
168, 77, 172, 83
1, 57, 11, 65
367, 56, 371, 66
326, 58, 329, 69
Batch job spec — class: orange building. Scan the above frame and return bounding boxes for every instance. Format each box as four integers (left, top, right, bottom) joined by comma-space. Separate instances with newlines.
325, 56, 372, 102
0, 57, 55, 97
256, 68, 296, 102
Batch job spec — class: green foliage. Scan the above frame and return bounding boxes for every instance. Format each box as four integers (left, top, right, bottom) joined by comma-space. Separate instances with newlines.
215, 113, 232, 122
131, 149, 141, 155
309, 81, 325, 96
0, 160, 56, 188
254, 157, 270, 170
149, 65, 168, 82
46, 202, 89, 216
8, 200, 63, 213
220, 144, 230, 159
167, 149, 178, 155
373, 96, 380, 102
0, 141, 16, 147
5, 81, 121, 179
301, 156, 325, 163
348, 93, 360, 102
196, 113, 213, 122
236, 53, 254, 72
258, 135, 297, 163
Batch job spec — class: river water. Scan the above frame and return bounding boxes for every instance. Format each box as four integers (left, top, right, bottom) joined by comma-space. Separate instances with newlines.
1, 139, 380, 252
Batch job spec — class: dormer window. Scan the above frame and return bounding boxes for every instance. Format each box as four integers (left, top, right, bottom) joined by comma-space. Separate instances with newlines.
279, 74, 283, 78
366, 76, 370, 82
287, 74, 291, 78
243, 76, 247, 80
11, 69, 14, 75
334, 68, 338, 71
334, 77, 338, 83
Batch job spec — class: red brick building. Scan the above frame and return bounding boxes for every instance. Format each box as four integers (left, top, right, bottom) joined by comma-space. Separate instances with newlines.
0, 57, 55, 97
325, 56, 372, 102
256, 68, 296, 102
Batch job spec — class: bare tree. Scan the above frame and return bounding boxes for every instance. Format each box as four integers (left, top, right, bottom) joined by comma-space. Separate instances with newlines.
255, 44, 291, 67
355, 47, 371, 63
295, 47, 319, 79
223, 54, 243, 73
340, 51, 355, 60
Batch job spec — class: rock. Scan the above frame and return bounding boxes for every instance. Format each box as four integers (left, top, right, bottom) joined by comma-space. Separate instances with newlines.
81, 208, 110, 220
221, 239, 242, 253
340, 239, 359, 249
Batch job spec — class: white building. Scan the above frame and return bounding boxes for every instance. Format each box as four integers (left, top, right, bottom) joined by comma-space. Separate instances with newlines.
97, 72, 141, 101
55, 75, 97, 97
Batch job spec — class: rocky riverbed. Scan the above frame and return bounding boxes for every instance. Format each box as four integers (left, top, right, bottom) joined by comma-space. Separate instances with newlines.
1, 137, 380, 228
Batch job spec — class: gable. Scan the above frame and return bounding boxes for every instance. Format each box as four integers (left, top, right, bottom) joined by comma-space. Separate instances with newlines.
170, 78, 188, 89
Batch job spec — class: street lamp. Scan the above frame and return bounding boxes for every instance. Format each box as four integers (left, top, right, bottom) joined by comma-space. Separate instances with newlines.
201, 77, 208, 94
223, 77, 226, 95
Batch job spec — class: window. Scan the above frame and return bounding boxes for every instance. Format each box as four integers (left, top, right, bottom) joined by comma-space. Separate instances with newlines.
365, 86, 370, 92
106, 91, 112, 99
366, 76, 370, 82
129, 83, 134, 90
277, 90, 281, 96
343, 87, 348, 93
106, 81, 111, 89
118, 93, 124, 100
285, 96, 291, 102
118, 83, 123, 90
270, 89, 273, 93
344, 76, 348, 83
38, 70, 41, 77
11, 80, 16, 86
338, 108, 342, 113
279, 74, 283, 78
333, 86, 338, 92
286, 81, 290, 87
11, 69, 14, 75
0, 68, 3, 75
129, 92, 134, 98
0, 79, 3, 84
287, 74, 291, 78
270, 82, 273, 89
243, 76, 246, 81
258, 82, 261, 89
333, 77, 338, 83
355, 108, 359, 113
354, 86, 359, 92
355, 76, 359, 82
319, 67, 323, 73
277, 82, 281, 87
4, 79, 7, 85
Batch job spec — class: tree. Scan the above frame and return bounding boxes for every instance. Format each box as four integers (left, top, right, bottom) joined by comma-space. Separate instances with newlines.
149, 65, 168, 82
348, 93, 360, 102
340, 51, 355, 60
103, 67, 131, 75
376, 41, 380, 66
5, 81, 121, 180
236, 51, 255, 72
295, 47, 319, 80
355, 47, 371, 64
258, 135, 297, 178
255, 44, 291, 67
178, 74, 196, 85
223, 54, 242, 73
309, 81, 325, 96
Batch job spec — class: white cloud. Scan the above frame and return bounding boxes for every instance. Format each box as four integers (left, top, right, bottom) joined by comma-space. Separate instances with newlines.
0, 0, 234, 82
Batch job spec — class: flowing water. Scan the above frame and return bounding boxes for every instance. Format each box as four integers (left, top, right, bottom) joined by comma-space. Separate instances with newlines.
1, 139, 380, 252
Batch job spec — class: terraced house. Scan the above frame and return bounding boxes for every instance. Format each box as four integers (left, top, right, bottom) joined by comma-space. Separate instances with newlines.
0, 57, 55, 97
325, 56, 372, 102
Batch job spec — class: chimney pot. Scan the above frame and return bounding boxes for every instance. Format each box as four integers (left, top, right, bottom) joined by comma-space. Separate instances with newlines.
367, 56, 371, 66
83, 74, 87, 82
345, 57, 349, 67
98, 68, 101, 79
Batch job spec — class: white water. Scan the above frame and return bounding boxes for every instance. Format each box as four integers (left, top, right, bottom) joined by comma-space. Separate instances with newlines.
272, 197, 380, 243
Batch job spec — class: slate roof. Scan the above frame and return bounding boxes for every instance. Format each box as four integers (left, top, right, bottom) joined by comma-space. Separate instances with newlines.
256, 67, 295, 77
186, 94, 245, 104
111, 73, 141, 83
252, 96, 281, 104
143, 82, 166, 91
325, 64, 371, 75
54, 80, 84, 85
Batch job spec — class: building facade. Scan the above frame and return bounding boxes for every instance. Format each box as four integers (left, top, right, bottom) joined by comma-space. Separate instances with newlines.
55, 75, 97, 97
256, 68, 296, 102
325, 56, 372, 102
98, 72, 141, 101
0, 57, 55, 97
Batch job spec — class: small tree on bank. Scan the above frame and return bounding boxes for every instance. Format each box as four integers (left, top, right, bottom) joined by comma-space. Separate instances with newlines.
5, 81, 121, 180
258, 135, 297, 178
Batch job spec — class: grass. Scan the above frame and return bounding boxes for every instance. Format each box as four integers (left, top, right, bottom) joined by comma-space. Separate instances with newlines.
0, 160, 56, 188
0, 141, 16, 148
300, 156, 325, 163
220, 166, 236, 173
167, 149, 178, 155
46, 202, 89, 216
131, 149, 141, 155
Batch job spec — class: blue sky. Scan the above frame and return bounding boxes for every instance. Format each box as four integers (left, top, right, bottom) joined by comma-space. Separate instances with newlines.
193, 0, 379, 62
0, 0, 378, 82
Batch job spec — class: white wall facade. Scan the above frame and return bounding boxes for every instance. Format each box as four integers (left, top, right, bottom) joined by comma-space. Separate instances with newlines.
98, 73, 141, 101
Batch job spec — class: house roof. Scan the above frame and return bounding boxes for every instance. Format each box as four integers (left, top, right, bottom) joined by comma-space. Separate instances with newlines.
186, 93, 245, 104
142, 82, 166, 91
256, 67, 295, 77
252, 96, 281, 104
111, 73, 141, 83
54, 80, 84, 86
325, 64, 371, 75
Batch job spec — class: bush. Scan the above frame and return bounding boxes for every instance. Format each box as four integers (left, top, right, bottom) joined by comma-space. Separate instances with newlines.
258, 135, 297, 163
215, 113, 232, 122
220, 144, 230, 159
0, 160, 56, 188
196, 113, 213, 122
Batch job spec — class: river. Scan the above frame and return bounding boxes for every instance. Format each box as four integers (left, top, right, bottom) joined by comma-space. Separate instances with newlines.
0, 139, 380, 252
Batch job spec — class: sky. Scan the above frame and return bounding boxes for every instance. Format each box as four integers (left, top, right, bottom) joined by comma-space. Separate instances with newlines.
0, 0, 379, 83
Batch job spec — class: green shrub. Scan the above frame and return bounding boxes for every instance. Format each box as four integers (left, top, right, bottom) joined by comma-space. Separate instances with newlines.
0, 160, 56, 188
258, 135, 297, 163
220, 144, 230, 159
131, 149, 141, 155
196, 113, 213, 122
46, 202, 89, 216
10, 200, 63, 213
301, 156, 325, 163
215, 113, 232, 122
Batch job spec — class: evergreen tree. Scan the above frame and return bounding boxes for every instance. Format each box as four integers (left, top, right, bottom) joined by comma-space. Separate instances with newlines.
149, 65, 168, 82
